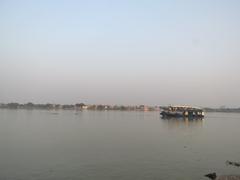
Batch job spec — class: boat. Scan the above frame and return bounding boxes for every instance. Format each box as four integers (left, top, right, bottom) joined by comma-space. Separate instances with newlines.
160, 105, 204, 118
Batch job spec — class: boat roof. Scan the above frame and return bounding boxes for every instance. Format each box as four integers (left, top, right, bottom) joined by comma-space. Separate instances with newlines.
168, 105, 203, 110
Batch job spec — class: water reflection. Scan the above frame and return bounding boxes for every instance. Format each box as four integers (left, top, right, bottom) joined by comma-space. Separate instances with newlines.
161, 116, 204, 128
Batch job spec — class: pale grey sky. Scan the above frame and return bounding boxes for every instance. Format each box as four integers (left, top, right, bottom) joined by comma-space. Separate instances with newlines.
1, 0, 240, 107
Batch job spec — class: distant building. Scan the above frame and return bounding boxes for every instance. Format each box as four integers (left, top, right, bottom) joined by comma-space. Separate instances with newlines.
138, 105, 149, 111
82, 105, 88, 110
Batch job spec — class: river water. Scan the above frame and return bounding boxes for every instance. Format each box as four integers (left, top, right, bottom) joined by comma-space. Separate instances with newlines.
0, 109, 240, 180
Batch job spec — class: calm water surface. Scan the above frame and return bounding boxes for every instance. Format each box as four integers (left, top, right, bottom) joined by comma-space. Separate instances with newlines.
0, 110, 240, 180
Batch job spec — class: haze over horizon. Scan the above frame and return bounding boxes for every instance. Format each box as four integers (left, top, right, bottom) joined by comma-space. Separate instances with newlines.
1, 0, 240, 107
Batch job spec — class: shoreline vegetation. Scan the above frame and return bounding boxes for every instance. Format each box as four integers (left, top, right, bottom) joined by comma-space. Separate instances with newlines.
0, 103, 240, 113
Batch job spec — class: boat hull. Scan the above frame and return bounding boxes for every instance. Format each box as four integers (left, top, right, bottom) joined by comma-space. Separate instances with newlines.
160, 111, 204, 118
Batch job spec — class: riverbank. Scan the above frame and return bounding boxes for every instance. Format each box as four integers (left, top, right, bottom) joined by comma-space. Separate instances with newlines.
1, 102, 240, 113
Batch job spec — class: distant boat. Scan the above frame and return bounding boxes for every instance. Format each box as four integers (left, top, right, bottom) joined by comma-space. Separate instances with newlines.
205, 172, 240, 180
160, 105, 204, 118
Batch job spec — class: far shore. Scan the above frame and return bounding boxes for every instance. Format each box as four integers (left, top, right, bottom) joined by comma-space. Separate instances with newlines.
0, 103, 240, 113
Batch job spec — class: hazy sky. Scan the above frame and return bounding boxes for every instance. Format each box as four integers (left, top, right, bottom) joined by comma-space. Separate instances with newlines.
1, 0, 240, 107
